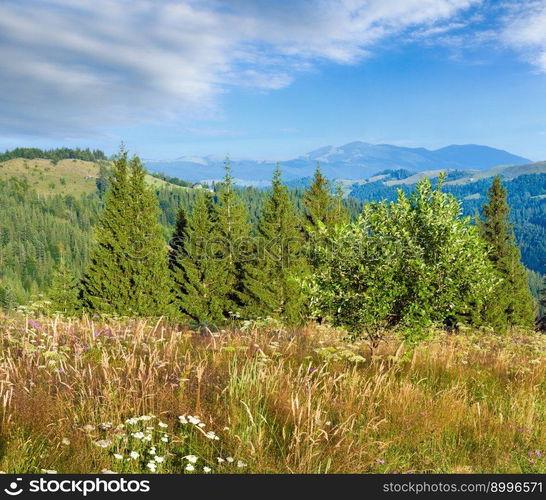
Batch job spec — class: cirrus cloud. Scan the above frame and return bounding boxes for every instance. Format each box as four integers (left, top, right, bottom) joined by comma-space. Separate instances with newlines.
0, 0, 482, 137
501, 0, 546, 72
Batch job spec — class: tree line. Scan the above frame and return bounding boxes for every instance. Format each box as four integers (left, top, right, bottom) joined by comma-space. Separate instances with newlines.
48, 148, 541, 341
0, 147, 108, 163
350, 171, 546, 276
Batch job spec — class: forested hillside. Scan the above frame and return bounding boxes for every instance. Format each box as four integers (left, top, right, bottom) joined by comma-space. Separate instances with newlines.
350, 172, 546, 275
0, 152, 543, 316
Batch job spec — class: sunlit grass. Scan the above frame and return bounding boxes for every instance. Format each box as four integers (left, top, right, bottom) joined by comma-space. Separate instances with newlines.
0, 314, 545, 474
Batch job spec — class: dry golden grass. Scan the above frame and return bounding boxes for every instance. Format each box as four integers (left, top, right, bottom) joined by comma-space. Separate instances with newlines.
0, 314, 545, 474
0, 158, 178, 196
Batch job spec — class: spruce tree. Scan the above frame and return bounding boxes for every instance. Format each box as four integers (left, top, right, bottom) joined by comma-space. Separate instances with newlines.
49, 257, 80, 315
170, 192, 232, 324
169, 206, 189, 269
332, 181, 350, 226
240, 166, 309, 324
0, 282, 16, 310
480, 176, 536, 329
303, 164, 334, 234
303, 165, 348, 270
213, 159, 252, 312
80, 149, 173, 316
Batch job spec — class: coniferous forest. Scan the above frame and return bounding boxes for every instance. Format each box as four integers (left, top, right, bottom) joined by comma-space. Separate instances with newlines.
3, 0, 546, 480
1, 146, 545, 476
1, 147, 542, 336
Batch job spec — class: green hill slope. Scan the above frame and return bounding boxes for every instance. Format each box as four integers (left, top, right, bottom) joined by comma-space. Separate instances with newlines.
0, 157, 178, 196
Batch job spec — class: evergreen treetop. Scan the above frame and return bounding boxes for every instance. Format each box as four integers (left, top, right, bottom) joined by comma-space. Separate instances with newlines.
479, 175, 536, 329
240, 166, 309, 324
80, 148, 173, 316
170, 191, 233, 324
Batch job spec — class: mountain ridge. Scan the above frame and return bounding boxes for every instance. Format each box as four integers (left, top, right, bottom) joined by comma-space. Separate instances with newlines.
144, 142, 531, 184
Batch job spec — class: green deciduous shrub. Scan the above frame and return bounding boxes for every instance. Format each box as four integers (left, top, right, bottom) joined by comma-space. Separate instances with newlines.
307, 176, 498, 345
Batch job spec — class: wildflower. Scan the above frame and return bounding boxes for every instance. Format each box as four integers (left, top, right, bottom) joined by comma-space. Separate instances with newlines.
237, 461, 247, 468
185, 455, 198, 464
158, 421, 168, 428
93, 440, 112, 448
375, 459, 385, 464
178, 415, 188, 424
217, 457, 225, 463
143, 434, 152, 442
154, 456, 164, 463
148, 447, 156, 455
139, 415, 153, 422
129, 451, 139, 460
57, 369, 66, 374
147, 462, 157, 472
125, 418, 139, 425
83, 424, 95, 433
535, 450, 542, 458
132, 432, 145, 440
114, 454, 123, 460
40, 469, 58, 474
185, 464, 195, 472
205, 431, 219, 440
161, 436, 169, 443
226, 457, 234, 463
203, 467, 211, 473
61, 438, 71, 446
99, 422, 113, 430
101, 469, 116, 474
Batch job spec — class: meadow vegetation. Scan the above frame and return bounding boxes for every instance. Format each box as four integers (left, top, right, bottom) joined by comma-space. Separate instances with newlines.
0, 315, 545, 474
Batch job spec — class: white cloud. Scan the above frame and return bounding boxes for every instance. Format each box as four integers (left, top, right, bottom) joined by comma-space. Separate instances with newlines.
501, 0, 546, 72
0, 0, 480, 137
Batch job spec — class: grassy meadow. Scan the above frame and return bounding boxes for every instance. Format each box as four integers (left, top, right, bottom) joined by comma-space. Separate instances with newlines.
0, 158, 177, 196
0, 314, 545, 474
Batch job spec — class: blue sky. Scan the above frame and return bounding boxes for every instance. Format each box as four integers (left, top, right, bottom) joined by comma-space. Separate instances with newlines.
1, 0, 546, 160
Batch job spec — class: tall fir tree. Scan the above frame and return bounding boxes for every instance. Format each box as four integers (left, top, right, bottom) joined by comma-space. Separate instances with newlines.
480, 176, 536, 329
303, 164, 333, 233
49, 256, 80, 315
169, 206, 189, 270
303, 165, 348, 273
80, 149, 173, 316
303, 164, 348, 237
170, 192, 232, 324
0, 281, 16, 310
213, 159, 252, 311
240, 166, 309, 324
332, 181, 350, 226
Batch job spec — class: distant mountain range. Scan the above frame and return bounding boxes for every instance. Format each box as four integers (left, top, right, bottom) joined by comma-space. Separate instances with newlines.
144, 142, 531, 184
